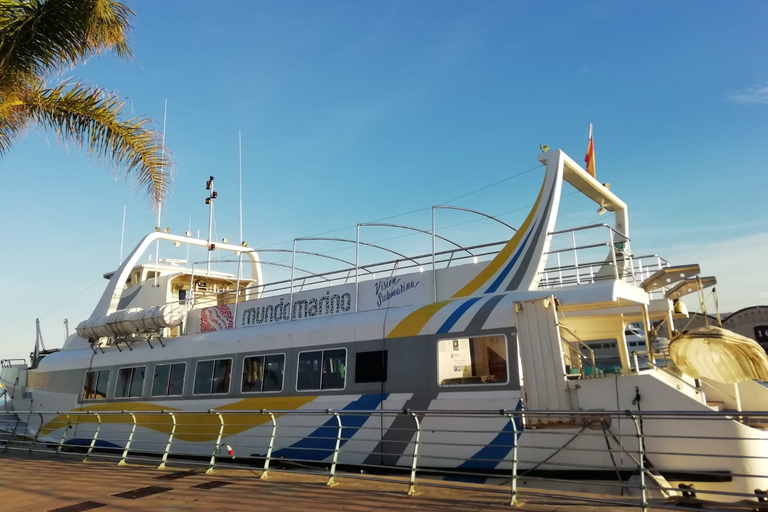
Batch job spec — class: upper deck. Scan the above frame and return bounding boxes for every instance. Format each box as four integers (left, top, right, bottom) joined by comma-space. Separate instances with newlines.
69, 149, 684, 352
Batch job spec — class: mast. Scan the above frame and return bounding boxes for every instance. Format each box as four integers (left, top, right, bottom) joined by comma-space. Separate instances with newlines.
154, 99, 169, 286
205, 176, 217, 273
234, 131, 245, 321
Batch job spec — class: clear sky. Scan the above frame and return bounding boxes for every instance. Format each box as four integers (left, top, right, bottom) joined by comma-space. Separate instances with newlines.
2, 0, 767, 360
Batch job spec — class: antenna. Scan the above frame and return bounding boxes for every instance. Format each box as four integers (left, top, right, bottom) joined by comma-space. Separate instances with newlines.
154, 99, 168, 286
239, 130, 244, 244
186, 218, 191, 263
234, 131, 245, 321
205, 176, 217, 273
119, 205, 126, 263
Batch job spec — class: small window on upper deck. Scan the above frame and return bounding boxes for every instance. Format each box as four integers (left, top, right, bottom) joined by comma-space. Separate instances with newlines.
437, 335, 508, 386
83, 370, 110, 400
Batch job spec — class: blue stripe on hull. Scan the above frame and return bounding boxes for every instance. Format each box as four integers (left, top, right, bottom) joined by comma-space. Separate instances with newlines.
273, 393, 388, 462
445, 400, 524, 482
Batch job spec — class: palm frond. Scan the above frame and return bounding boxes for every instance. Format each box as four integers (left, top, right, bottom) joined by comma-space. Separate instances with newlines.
15, 80, 169, 205
0, 0, 133, 88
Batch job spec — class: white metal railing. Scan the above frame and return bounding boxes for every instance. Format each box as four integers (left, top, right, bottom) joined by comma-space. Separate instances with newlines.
538, 223, 634, 289
2, 408, 768, 510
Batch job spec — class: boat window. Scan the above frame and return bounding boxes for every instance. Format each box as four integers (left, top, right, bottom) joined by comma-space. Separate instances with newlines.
83, 369, 110, 400
115, 366, 146, 398
151, 362, 186, 397
242, 354, 285, 393
355, 350, 388, 383
437, 335, 508, 386
193, 358, 232, 395
296, 348, 346, 391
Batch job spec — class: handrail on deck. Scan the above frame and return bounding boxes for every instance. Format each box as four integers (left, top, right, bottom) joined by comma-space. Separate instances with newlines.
3, 406, 767, 509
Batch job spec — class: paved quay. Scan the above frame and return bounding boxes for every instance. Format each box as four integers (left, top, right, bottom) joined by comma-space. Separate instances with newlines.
0, 450, 676, 511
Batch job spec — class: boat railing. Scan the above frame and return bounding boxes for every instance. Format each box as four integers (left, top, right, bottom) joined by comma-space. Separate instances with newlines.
3, 407, 768, 508
537, 223, 634, 289
0, 359, 28, 369
630, 350, 701, 394
183, 240, 507, 315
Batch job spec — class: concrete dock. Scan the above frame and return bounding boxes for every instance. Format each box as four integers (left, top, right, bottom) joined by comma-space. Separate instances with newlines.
0, 450, 700, 511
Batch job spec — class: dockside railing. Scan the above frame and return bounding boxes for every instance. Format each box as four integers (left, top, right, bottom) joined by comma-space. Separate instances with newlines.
2, 407, 767, 511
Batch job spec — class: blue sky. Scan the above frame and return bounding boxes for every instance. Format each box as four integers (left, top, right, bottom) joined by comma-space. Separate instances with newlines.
2, 0, 767, 359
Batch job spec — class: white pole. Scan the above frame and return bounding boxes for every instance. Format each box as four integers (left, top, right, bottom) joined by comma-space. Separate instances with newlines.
154, 99, 168, 286
186, 218, 191, 264
119, 205, 126, 263
239, 130, 244, 244
234, 131, 244, 322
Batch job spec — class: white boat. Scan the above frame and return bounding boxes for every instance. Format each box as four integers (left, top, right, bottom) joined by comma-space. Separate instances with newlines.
2, 148, 767, 503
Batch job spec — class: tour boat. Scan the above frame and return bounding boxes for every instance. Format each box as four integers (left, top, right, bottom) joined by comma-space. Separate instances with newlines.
2, 148, 767, 503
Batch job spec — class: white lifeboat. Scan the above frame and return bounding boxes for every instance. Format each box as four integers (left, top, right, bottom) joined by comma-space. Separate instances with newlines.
76, 304, 185, 340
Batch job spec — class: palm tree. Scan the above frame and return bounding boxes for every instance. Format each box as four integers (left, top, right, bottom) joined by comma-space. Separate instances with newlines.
0, 0, 169, 206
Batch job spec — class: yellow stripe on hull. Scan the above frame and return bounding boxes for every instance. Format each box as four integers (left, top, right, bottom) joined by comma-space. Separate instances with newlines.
386, 300, 450, 339
40, 395, 317, 442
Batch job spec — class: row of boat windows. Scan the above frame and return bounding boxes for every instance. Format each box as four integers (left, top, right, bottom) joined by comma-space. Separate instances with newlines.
82, 334, 511, 400
83, 348, 349, 400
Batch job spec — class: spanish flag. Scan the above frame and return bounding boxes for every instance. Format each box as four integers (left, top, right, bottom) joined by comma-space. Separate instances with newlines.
584, 123, 596, 177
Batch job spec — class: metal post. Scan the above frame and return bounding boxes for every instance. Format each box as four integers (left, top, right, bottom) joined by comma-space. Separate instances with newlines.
119, 412, 137, 466
84, 412, 102, 462
233, 251, 244, 325
355, 225, 360, 313
506, 413, 520, 506
261, 411, 277, 480
629, 413, 648, 512
206, 411, 225, 474
327, 411, 343, 487
633, 351, 639, 373
608, 229, 618, 280
290, 239, 297, 321
28, 413, 44, 453
5, 415, 21, 452
407, 412, 421, 496
431, 206, 437, 302
571, 232, 580, 284
57, 413, 71, 454
158, 411, 177, 470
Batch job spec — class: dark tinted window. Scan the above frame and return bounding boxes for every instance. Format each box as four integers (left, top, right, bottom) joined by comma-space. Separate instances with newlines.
152, 363, 186, 397
116, 367, 145, 398
297, 349, 346, 391
355, 350, 387, 383
194, 359, 232, 395
83, 370, 110, 400
242, 354, 285, 393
